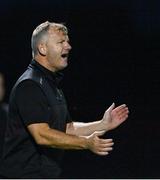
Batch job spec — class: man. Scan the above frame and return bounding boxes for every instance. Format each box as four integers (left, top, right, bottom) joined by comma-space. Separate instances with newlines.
0, 21, 129, 178
0, 73, 8, 160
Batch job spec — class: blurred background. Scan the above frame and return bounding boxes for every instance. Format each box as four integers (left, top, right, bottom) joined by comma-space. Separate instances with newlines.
0, 0, 160, 178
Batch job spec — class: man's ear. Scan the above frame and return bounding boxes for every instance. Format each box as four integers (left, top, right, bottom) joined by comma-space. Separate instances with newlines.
38, 43, 47, 56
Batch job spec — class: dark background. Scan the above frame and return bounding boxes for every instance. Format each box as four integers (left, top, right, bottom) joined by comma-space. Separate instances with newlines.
0, 0, 160, 178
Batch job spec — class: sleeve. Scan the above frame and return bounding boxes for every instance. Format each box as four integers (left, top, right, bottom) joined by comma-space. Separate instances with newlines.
16, 80, 51, 126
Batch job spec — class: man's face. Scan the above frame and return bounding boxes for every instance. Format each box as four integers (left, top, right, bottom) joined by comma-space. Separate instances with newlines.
45, 28, 72, 72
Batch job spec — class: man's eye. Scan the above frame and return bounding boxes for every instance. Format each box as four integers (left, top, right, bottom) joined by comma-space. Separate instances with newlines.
58, 40, 64, 44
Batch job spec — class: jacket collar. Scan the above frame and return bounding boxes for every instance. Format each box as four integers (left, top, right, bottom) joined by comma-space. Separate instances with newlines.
29, 59, 64, 86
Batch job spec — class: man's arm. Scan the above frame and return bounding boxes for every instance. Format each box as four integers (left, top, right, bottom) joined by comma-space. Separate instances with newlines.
66, 103, 129, 136
66, 120, 104, 136
27, 123, 114, 156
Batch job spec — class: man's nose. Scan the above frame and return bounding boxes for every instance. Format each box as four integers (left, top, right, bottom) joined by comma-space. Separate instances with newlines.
64, 42, 72, 50
68, 43, 72, 50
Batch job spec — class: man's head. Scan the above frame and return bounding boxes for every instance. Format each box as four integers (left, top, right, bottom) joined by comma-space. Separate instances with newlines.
0, 73, 5, 102
31, 21, 72, 72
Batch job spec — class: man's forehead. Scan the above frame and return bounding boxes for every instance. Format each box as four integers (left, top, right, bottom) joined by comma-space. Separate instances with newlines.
48, 25, 67, 34
48, 27, 69, 39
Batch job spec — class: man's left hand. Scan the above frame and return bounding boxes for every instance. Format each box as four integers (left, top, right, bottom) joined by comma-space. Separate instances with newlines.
101, 103, 129, 131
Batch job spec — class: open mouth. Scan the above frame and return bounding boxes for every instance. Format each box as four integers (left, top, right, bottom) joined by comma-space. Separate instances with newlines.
61, 53, 69, 58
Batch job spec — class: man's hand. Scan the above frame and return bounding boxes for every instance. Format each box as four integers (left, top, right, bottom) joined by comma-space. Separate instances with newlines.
86, 131, 114, 156
100, 103, 129, 131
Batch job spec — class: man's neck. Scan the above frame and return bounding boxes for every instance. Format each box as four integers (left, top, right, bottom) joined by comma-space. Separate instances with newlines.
34, 56, 57, 72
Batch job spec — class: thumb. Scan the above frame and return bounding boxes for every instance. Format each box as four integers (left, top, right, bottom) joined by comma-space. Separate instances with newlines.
107, 102, 115, 112
94, 130, 106, 137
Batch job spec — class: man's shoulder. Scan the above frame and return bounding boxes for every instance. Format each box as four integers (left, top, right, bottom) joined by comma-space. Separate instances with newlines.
18, 67, 42, 82
14, 66, 44, 89
9, 67, 43, 99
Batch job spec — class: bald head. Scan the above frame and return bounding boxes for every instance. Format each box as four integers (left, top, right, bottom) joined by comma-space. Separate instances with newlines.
31, 21, 68, 58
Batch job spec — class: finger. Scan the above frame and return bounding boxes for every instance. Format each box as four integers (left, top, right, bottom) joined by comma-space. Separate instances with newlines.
119, 114, 128, 121
106, 103, 115, 112
98, 138, 113, 143
118, 107, 129, 112
99, 142, 114, 148
98, 147, 113, 152
114, 107, 128, 115
113, 115, 128, 122
117, 110, 129, 117
114, 104, 127, 112
94, 130, 106, 137
119, 110, 129, 117
119, 107, 129, 114
115, 115, 128, 123
96, 151, 109, 156
114, 108, 129, 117
118, 104, 127, 108
116, 112, 128, 119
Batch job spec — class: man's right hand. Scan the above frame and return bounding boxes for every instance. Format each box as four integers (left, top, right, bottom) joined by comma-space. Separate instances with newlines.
86, 131, 114, 156
28, 123, 114, 153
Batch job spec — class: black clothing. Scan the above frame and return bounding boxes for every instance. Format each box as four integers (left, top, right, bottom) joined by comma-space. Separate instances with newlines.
0, 103, 8, 159
0, 60, 72, 178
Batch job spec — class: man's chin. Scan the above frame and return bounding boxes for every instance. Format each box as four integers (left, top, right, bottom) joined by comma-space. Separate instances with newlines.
58, 63, 68, 71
